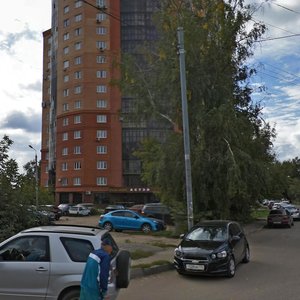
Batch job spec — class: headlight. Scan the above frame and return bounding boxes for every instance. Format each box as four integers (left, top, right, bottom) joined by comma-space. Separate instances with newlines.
216, 250, 227, 258
174, 248, 183, 258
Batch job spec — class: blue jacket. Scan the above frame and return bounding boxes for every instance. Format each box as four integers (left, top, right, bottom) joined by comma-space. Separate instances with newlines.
80, 248, 111, 300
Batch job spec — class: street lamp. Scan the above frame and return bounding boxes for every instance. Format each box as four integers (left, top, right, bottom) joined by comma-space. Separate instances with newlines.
29, 145, 39, 208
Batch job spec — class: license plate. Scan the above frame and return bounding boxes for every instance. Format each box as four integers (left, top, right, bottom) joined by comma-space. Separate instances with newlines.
185, 264, 205, 271
273, 221, 281, 224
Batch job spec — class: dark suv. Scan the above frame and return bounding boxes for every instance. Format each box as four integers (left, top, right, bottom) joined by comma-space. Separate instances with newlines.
141, 203, 172, 224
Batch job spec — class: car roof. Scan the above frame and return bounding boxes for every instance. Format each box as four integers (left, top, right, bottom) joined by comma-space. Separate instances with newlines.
21, 225, 106, 237
194, 220, 237, 227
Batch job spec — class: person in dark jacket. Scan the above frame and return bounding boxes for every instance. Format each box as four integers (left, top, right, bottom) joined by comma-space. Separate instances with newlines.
80, 238, 113, 300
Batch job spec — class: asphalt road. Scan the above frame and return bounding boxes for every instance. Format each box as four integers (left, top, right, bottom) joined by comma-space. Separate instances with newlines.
118, 222, 300, 300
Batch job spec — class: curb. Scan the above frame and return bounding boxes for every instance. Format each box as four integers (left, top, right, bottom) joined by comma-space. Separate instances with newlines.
131, 262, 174, 279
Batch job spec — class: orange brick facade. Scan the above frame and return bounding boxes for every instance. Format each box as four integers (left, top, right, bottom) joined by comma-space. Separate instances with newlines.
41, 0, 124, 204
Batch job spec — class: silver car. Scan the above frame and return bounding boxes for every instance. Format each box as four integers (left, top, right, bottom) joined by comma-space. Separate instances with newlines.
0, 225, 131, 299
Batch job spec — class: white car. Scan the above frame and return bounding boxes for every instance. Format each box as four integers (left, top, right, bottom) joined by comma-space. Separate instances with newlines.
0, 225, 131, 299
68, 205, 91, 216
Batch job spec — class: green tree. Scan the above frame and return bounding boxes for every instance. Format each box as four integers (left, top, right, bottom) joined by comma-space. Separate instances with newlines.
0, 135, 51, 241
121, 0, 275, 223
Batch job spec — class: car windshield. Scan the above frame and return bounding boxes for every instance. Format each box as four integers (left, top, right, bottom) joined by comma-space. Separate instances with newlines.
186, 225, 227, 242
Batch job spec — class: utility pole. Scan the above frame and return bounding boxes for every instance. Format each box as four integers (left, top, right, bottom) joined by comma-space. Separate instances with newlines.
177, 27, 194, 230
29, 145, 39, 209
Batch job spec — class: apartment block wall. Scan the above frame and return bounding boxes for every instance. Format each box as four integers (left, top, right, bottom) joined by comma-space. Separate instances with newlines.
41, 0, 123, 204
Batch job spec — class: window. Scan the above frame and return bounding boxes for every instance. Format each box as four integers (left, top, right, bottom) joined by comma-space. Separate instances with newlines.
75, 41, 82, 50
0, 236, 50, 262
61, 237, 93, 262
97, 161, 107, 170
74, 161, 82, 170
64, 75, 69, 82
63, 60, 69, 68
74, 56, 82, 65
97, 99, 107, 108
97, 55, 106, 63
97, 145, 107, 154
63, 46, 69, 54
97, 130, 107, 139
97, 177, 107, 186
96, 70, 107, 78
61, 178, 68, 186
62, 147, 68, 155
74, 100, 82, 109
74, 146, 81, 154
75, 14, 82, 22
63, 103, 69, 111
97, 115, 107, 123
63, 19, 70, 27
74, 85, 82, 94
63, 132, 68, 141
62, 162, 68, 171
63, 118, 69, 126
73, 177, 81, 186
63, 33, 70, 41
75, 27, 82, 36
96, 27, 107, 35
75, 0, 83, 8
74, 71, 82, 79
63, 89, 69, 97
96, 41, 107, 49
74, 115, 81, 124
96, 85, 107, 93
96, 13, 106, 22
64, 6, 70, 14
96, 0, 106, 7
74, 131, 81, 139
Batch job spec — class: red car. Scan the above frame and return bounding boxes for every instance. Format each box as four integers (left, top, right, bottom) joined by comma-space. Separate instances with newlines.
267, 209, 294, 228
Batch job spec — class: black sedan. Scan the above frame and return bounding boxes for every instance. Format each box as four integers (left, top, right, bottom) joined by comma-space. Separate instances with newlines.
174, 220, 250, 278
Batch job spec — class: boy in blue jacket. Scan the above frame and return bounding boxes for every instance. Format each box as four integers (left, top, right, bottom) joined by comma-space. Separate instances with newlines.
80, 238, 113, 300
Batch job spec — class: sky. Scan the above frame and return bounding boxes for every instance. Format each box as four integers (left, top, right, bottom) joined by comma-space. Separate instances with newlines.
0, 0, 299, 172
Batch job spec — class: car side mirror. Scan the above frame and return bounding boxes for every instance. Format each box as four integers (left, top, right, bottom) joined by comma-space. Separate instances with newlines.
179, 234, 185, 239
231, 235, 240, 242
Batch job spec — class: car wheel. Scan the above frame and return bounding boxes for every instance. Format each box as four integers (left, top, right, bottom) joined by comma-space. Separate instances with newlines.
103, 222, 113, 231
116, 250, 131, 288
60, 288, 80, 300
242, 246, 250, 263
141, 223, 152, 233
226, 256, 235, 278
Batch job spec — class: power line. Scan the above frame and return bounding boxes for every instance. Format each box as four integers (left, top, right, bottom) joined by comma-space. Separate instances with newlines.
259, 61, 300, 81
256, 33, 300, 42
250, 17, 297, 35
271, 2, 300, 15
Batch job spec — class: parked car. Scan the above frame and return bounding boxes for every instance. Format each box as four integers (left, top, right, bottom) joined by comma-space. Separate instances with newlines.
0, 225, 130, 299
104, 205, 125, 214
128, 204, 144, 214
281, 204, 300, 220
39, 205, 62, 220
99, 209, 165, 233
58, 203, 72, 215
174, 220, 250, 278
68, 205, 91, 216
141, 203, 172, 224
267, 208, 294, 228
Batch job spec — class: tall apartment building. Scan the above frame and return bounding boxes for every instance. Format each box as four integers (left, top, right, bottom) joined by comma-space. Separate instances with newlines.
41, 0, 160, 205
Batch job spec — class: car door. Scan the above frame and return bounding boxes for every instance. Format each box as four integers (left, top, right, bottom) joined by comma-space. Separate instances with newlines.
228, 223, 244, 263
0, 235, 50, 300
123, 211, 140, 230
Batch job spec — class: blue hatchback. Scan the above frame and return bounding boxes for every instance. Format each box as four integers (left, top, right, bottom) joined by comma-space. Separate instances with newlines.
99, 209, 165, 233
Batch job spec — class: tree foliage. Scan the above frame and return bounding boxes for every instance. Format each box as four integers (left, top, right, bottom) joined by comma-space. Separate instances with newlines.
0, 135, 53, 241
121, 0, 277, 222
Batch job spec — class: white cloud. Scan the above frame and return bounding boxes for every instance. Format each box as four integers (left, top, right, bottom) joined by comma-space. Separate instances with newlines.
0, 0, 51, 171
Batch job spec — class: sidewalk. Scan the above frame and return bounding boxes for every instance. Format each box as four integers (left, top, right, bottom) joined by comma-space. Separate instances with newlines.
130, 219, 266, 278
